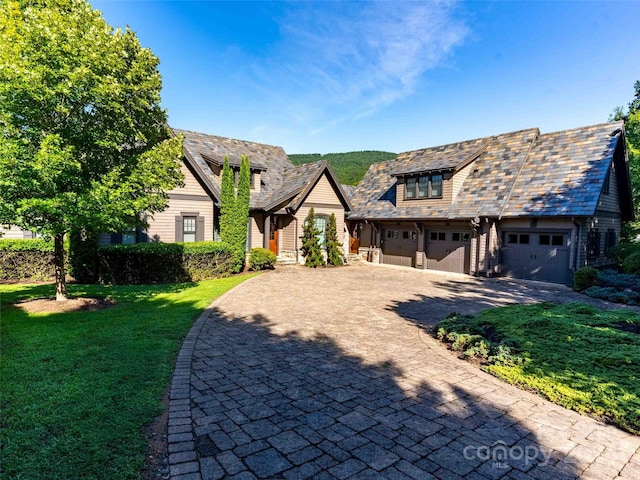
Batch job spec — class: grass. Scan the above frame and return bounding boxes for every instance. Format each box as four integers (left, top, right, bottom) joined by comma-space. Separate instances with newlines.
436, 302, 640, 435
0, 274, 258, 480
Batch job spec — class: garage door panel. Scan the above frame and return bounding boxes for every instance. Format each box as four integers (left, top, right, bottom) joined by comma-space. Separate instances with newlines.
501, 231, 570, 284
382, 228, 417, 267
426, 230, 470, 274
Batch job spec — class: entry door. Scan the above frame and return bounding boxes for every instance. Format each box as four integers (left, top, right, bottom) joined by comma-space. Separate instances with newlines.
269, 217, 279, 255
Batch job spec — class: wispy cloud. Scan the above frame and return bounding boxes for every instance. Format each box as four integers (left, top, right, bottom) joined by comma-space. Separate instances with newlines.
251, 1, 469, 134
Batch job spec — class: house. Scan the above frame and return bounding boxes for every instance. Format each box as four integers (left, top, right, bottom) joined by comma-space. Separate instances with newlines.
101, 129, 353, 263
1, 122, 633, 284
347, 121, 633, 284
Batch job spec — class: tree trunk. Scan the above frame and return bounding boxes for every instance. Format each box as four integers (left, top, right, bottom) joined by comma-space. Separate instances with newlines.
54, 232, 67, 301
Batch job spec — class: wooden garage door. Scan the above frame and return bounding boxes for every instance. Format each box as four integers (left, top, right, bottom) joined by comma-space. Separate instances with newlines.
501, 231, 570, 284
426, 230, 471, 274
382, 228, 418, 267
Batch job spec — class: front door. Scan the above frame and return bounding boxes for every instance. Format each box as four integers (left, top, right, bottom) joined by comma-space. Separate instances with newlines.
269, 216, 279, 255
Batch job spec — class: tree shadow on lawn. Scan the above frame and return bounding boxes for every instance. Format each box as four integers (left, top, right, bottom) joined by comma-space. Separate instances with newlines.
184, 309, 580, 479
0, 283, 212, 480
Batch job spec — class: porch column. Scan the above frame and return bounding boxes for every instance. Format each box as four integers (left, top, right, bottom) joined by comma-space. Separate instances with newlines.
263, 214, 270, 250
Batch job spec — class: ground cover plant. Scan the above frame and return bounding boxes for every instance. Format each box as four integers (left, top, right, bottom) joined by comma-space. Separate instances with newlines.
0, 275, 256, 479
436, 302, 640, 434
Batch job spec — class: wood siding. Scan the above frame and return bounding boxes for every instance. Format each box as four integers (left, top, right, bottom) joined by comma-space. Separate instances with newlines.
249, 214, 264, 250
452, 163, 474, 200
0, 225, 32, 239
146, 198, 214, 242
596, 162, 621, 214
280, 215, 297, 252
577, 215, 621, 269
305, 173, 343, 205
145, 159, 214, 242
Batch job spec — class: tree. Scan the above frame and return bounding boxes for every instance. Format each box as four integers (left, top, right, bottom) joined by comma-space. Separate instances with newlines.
235, 154, 251, 267
300, 208, 325, 267
325, 213, 343, 266
0, 0, 184, 299
611, 81, 640, 238
219, 155, 250, 272
219, 157, 235, 246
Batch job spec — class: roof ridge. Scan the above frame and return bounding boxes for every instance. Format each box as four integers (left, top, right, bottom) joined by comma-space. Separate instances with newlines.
536, 120, 624, 138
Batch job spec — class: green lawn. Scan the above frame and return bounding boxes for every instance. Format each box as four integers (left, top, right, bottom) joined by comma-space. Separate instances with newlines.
436, 302, 640, 435
0, 275, 257, 480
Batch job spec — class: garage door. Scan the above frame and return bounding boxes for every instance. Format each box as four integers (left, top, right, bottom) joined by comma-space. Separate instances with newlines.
382, 228, 418, 267
426, 230, 471, 274
501, 231, 570, 284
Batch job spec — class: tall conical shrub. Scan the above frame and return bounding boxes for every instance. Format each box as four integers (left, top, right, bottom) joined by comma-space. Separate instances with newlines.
301, 208, 325, 267
326, 213, 343, 266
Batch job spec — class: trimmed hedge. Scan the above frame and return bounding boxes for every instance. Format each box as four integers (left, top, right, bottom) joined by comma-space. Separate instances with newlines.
622, 251, 640, 275
573, 267, 598, 291
249, 248, 276, 271
98, 242, 235, 284
0, 239, 57, 282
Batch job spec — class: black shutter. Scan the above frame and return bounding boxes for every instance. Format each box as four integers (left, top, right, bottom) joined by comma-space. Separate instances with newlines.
175, 216, 183, 242
196, 216, 205, 242
111, 233, 122, 244
137, 228, 148, 243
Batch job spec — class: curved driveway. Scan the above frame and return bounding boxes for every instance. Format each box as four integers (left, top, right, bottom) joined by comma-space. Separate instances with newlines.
168, 264, 640, 480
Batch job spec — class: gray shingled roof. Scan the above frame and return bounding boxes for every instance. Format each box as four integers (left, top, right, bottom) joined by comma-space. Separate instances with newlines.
500, 123, 623, 217
174, 128, 351, 212
349, 122, 625, 220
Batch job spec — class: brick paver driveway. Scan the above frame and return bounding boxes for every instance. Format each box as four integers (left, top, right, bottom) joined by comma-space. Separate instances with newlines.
168, 264, 640, 480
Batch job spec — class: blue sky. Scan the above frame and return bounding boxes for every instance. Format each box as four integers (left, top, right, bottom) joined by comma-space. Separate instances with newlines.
93, 1, 640, 154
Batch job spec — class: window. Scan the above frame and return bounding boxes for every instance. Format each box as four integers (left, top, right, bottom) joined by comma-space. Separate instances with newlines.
506, 233, 530, 244
431, 174, 443, 197
404, 175, 443, 200
452, 232, 470, 242
430, 232, 446, 241
540, 234, 565, 246
418, 176, 429, 198
402, 231, 417, 240
605, 229, 616, 253
315, 216, 327, 248
122, 229, 136, 245
586, 229, 600, 258
386, 229, 399, 239
183, 216, 197, 242
406, 178, 417, 199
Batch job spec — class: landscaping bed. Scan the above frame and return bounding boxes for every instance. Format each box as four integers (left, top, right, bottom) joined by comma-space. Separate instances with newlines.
435, 302, 640, 435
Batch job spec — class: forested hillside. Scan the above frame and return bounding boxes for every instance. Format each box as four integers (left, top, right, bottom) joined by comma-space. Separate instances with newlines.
289, 151, 397, 185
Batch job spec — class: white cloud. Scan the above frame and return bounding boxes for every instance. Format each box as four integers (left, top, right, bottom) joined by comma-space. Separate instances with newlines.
251, 0, 469, 134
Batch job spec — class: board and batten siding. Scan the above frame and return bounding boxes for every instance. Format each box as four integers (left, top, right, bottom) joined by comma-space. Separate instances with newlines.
596, 162, 620, 214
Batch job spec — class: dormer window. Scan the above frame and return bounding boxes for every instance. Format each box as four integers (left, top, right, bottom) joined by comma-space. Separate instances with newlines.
405, 174, 443, 200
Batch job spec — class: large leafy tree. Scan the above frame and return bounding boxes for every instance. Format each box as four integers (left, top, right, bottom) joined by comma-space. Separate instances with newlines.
0, 0, 184, 299
611, 81, 640, 237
